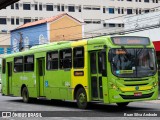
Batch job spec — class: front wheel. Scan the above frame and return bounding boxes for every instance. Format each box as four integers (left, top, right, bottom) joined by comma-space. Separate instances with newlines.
22, 87, 30, 103
116, 102, 129, 107
76, 88, 88, 109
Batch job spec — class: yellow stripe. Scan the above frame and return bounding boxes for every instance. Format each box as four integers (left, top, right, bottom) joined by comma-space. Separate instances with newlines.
71, 40, 87, 47
120, 86, 152, 92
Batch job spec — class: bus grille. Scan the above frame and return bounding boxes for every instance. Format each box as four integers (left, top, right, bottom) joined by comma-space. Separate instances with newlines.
123, 79, 149, 86
120, 92, 153, 99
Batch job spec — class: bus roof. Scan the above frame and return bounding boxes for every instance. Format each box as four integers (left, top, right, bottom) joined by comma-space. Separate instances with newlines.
3, 35, 152, 58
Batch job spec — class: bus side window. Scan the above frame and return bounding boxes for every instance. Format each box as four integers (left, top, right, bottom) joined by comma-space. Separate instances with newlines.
59, 48, 72, 69
73, 47, 84, 68
14, 57, 23, 72
47, 51, 58, 70
24, 55, 34, 72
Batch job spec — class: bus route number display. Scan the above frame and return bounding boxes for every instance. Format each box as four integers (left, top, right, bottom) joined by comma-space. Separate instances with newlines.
111, 37, 150, 45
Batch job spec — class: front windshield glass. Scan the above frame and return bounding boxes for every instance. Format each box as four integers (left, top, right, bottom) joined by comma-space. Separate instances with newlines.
110, 48, 156, 78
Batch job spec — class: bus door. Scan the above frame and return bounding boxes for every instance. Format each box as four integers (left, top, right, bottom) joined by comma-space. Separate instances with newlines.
90, 51, 104, 100
7, 62, 12, 95
37, 58, 45, 96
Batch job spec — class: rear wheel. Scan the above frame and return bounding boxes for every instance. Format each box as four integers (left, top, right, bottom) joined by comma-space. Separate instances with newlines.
76, 88, 88, 109
116, 102, 129, 107
22, 87, 30, 103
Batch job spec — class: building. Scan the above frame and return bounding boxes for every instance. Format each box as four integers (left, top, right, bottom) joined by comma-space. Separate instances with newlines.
11, 13, 82, 52
0, 0, 160, 54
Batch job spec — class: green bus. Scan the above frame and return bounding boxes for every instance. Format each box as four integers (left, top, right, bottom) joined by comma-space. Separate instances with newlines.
1, 36, 158, 109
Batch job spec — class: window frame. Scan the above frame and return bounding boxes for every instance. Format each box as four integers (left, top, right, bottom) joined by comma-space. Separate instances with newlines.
46, 51, 59, 70
73, 47, 85, 69
46, 4, 53, 11
24, 55, 34, 72
59, 48, 72, 69
14, 56, 23, 73
23, 3, 31, 10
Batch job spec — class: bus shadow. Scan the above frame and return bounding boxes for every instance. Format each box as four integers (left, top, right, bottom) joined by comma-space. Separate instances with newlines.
7, 98, 155, 113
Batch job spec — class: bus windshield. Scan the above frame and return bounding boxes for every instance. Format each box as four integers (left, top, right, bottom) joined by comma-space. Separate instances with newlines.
110, 48, 157, 78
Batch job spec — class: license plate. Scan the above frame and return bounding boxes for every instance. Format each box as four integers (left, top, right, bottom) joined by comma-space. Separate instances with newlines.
134, 92, 142, 96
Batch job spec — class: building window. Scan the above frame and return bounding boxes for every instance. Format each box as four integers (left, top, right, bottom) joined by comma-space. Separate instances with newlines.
0, 18, 6, 24
121, 8, 124, 14
144, 9, 150, 13
109, 8, 115, 14
73, 47, 84, 68
84, 19, 92, 24
127, 9, 132, 14
68, 5, 75, 12
118, 8, 121, 14
16, 18, 19, 25
0, 48, 4, 54
139, 9, 142, 14
23, 3, 31, 10
11, 4, 14, 9
83, 6, 92, 10
7, 48, 11, 54
24, 55, 34, 72
14, 57, 23, 72
78, 5, 81, 12
60, 49, 72, 69
57, 5, 60, 11
11, 18, 14, 25
47, 51, 58, 70
35, 4, 38, 10
92, 6, 100, 10
35, 18, 38, 21
15, 3, 19, 9
61, 5, 64, 11
39, 4, 42, 11
46, 4, 53, 11
24, 19, 31, 24
93, 20, 101, 24
103, 7, 106, 13
144, 0, 149, 2
109, 24, 115, 27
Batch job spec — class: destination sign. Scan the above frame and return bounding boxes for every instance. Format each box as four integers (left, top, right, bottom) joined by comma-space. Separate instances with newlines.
111, 36, 150, 45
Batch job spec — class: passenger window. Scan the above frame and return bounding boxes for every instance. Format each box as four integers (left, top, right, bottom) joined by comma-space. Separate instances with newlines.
73, 47, 84, 68
24, 55, 34, 72
14, 57, 23, 72
60, 49, 72, 69
47, 51, 58, 70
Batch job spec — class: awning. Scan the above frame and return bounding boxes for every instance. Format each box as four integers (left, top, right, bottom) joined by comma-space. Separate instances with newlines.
104, 19, 124, 24
153, 41, 160, 51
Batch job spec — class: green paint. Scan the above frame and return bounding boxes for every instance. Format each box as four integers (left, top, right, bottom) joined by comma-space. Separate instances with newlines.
1, 36, 158, 106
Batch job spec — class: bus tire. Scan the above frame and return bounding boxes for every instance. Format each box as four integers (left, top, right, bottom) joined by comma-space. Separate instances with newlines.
22, 87, 30, 103
76, 88, 87, 109
116, 102, 129, 107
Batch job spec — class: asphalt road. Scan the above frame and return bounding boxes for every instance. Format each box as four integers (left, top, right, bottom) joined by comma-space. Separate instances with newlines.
0, 93, 160, 120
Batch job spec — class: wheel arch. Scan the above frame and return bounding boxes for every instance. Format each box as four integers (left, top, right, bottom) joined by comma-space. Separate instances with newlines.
73, 84, 86, 100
